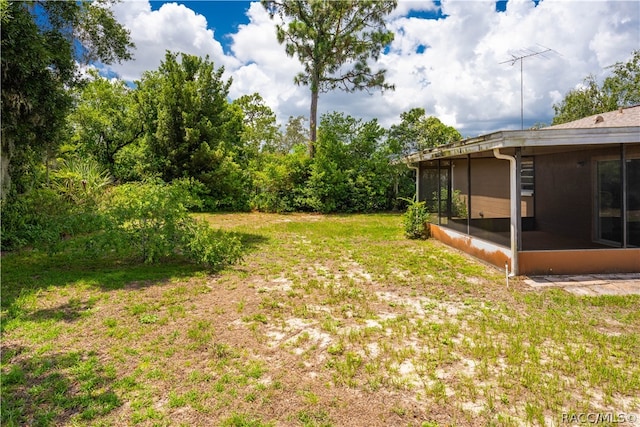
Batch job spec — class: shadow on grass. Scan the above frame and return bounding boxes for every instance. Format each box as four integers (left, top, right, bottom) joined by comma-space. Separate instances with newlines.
234, 231, 269, 250
0, 231, 269, 329
1, 346, 121, 427
27, 299, 99, 324
0, 231, 270, 426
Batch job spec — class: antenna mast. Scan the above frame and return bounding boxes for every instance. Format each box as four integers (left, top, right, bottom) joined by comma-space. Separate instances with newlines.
500, 47, 554, 130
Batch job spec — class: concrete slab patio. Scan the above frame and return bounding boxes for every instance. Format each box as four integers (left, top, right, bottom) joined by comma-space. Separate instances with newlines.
523, 273, 640, 296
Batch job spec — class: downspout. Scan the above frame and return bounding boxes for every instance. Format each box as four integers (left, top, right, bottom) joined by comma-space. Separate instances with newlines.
406, 163, 420, 201
493, 148, 519, 276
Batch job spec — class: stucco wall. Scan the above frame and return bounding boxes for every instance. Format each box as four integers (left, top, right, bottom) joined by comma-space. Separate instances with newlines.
519, 248, 640, 275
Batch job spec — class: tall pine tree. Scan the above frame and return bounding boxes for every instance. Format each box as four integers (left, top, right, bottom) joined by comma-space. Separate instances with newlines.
262, 0, 397, 157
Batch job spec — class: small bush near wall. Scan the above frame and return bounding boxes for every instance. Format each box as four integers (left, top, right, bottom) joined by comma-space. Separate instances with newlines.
402, 198, 430, 239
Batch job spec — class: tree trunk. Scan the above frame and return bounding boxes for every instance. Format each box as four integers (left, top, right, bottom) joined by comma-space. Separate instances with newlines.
309, 87, 318, 158
1, 136, 12, 200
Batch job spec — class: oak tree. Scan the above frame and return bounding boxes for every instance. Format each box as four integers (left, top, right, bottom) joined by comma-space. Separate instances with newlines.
69, 70, 143, 176
232, 93, 281, 158
388, 108, 462, 157
279, 115, 310, 154
1, 0, 133, 197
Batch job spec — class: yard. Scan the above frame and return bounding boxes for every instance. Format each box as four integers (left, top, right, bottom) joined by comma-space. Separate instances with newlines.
2, 213, 639, 426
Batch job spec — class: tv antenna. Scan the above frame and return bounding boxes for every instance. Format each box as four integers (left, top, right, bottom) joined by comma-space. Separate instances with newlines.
500, 46, 556, 130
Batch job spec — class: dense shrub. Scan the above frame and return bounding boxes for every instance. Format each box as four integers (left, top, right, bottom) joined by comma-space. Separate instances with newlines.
402, 198, 430, 239
250, 146, 312, 212
180, 220, 243, 270
52, 158, 113, 204
1, 188, 104, 253
3, 176, 242, 271
99, 179, 242, 268
1, 158, 111, 252
303, 113, 396, 213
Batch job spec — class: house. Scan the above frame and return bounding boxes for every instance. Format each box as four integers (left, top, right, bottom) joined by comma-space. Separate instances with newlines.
404, 106, 640, 276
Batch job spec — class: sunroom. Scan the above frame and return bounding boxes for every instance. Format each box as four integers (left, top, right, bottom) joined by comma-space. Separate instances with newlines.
404, 106, 640, 276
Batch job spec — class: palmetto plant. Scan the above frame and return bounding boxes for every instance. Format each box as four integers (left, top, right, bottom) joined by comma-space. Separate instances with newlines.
52, 157, 113, 204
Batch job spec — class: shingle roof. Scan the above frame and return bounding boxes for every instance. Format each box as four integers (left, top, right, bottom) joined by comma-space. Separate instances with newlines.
403, 105, 640, 163
546, 105, 640, 129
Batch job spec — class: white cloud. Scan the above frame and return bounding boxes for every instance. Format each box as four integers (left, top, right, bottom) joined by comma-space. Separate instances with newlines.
390, 0, 439, 19
227, 2, 306, 115
375, 0, 639, 134
108, 1, 240, 81
106, 0, 639, 136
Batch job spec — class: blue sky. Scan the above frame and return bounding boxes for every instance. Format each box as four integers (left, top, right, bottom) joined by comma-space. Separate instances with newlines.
107, 1, 639, 137
149, 1, 252, 54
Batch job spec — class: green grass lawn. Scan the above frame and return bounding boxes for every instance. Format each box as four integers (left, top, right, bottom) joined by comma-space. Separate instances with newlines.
2, 213, 639, 426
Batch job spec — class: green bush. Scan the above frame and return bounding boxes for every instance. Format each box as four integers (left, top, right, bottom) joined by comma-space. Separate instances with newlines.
250, 147, 312, 213
99, 179, 242, 268
303, 113, 395, 213
2, 177, 241, 270
1, 158, 111, 252
181, 220, 243, 270
402, 198, 430, 239
52, 158, 112, 205
0, 188, 103, 253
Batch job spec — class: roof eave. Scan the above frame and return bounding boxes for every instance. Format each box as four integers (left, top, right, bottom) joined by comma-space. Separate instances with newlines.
403, 127, 640, 163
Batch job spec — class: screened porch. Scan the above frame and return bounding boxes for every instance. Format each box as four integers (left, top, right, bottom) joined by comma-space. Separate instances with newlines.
410, 130, 640, 275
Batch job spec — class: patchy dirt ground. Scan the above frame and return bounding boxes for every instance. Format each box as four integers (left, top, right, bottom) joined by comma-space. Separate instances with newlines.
2, 213, 639, 426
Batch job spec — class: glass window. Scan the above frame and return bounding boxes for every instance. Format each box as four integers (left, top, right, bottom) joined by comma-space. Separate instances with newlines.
521, 158, 534, 196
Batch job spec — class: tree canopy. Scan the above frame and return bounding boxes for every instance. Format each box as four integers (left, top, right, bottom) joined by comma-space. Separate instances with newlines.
262, 0, 397, 157
232, 93, 281, 158
68, 70, 143, 175
1, 0, 133, 198
279, 116, 310, 154
388, 108, 462, 157
552, 50, 640, 125
136, 52, 249, 210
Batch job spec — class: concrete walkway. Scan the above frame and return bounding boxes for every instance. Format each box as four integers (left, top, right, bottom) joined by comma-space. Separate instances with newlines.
523, 273, 640, 296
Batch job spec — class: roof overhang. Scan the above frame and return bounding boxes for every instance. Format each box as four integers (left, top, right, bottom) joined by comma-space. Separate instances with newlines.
404, 126, 640, 163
